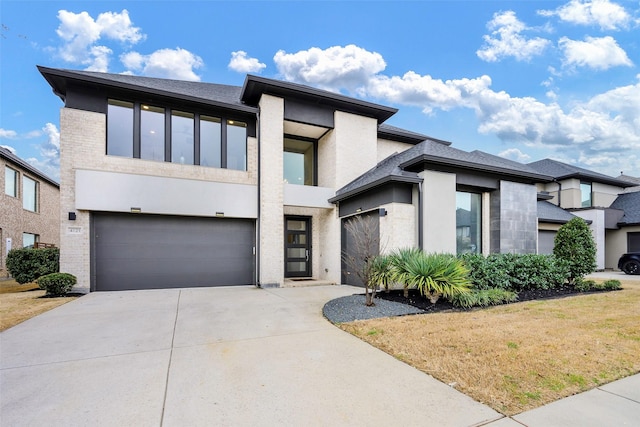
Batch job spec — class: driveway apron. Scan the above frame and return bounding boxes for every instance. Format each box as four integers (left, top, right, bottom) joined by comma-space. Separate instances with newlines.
1, 285, 501, 426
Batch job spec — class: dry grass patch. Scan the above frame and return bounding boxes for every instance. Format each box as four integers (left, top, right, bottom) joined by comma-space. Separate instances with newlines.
0, 279, 79, 332
340, 281, 640, 416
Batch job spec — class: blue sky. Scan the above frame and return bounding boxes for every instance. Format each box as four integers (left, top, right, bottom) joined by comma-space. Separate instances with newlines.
1, 0, 639, 181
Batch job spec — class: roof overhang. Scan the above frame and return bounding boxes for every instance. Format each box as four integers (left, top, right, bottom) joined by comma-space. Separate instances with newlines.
37, 66, 258, 115
329, 175, 422, 204
241, 75, 397, 123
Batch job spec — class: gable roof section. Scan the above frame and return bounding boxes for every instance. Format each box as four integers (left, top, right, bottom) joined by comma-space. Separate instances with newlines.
0, 147, 59, 187
537, 201, 576, 224
241, 75, 397, 123
528, 158, 636, 188
377, 124, 450, 146
37, 66, 256, 114
610, 192, 640, 225
331, 140, 552, 203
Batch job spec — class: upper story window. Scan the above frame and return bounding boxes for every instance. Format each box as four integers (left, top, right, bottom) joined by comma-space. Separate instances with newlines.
283, 137, 316, 186
5, 166, 18, 197
456, 191, 481, 254
106, 99, 247, 171
580, 182, 592, 207
22, 232, 39, 248
22, 176, 38, 212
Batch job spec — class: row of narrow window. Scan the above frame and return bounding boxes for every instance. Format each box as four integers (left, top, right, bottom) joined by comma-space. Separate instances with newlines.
107, 100, 248, 171
5, 166, 38, 212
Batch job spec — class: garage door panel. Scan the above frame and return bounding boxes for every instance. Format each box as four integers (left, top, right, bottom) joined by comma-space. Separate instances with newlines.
93, 213, 255, 291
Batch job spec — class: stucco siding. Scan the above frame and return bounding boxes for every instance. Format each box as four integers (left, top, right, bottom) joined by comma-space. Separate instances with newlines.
377, 139, 413, 163
606, 226, 640, 270
573, 210, 605, 270
421, 170, 457, 253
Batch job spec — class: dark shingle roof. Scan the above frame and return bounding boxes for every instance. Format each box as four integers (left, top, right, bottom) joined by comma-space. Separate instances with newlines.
377, 124, 450, 145
38, 66, 254, 114
610, 192, 640, 225
0, 146, 59, 186
528, 159, 636, 188
331, 140, 552, 202
537, 201, 576, 223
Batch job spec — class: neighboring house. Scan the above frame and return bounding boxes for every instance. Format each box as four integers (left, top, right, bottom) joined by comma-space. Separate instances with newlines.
0, 147, 60, 277
528, 159, 638, 270
37, 66, 637, 291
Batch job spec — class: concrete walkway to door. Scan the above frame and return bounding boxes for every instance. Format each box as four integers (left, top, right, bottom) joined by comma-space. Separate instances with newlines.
1, 285, 503, 426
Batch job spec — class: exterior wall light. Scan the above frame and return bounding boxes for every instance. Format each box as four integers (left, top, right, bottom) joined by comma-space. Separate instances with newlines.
130, 207, 142, 213
68, 212, 76, 221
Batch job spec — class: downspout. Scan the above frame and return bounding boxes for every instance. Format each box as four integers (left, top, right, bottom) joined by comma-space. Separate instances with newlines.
418, 181, 423, 250
255, 108, 261, 288
554, 179, 562, 208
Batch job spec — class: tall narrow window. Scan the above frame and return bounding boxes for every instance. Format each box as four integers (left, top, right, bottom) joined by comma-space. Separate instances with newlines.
107, 100, 134, 157
580, 182, 592, 207
5, 166, 17, 197
23, 176, 38, 212
456, 192, 481, 254
171, 111, 194, 164
141, 105, 165, 161
200, 116, 221, 168
283, 138, 315, 186
226, 120, 247, 171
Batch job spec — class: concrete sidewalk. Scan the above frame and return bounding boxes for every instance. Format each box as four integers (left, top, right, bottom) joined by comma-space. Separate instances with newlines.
1, 285, 501, 426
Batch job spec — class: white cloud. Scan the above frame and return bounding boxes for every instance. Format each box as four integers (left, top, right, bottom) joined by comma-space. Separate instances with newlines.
121, 48, 204, 81
26, 123, 61, 181
499, 148, 532, 162
55, 9, 145, 72
476, 11, 551, 62
559, 36, 633, 70
228, 51, 266, 73
0, 128, 18, 139
274, 44, 386, 91
1, 145, 17, 154
538, 0, 633, 31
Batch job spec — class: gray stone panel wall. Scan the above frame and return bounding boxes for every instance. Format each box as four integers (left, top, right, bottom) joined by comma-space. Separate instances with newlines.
490, 181, 538, 254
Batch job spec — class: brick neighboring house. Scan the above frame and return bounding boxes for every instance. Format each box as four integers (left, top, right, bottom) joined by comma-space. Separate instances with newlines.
1, 147, 60, 277
37, 66, 638, 292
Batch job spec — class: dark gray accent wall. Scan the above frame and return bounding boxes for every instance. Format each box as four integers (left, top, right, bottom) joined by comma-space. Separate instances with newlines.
456, 172, 499, 190
341, 211, 380, 286
339, 183, 413, 217
284, 98, 334, 129
490, 181, 538, 254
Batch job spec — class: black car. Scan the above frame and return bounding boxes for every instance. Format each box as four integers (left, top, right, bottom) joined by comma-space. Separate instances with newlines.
618, 253, 640, 275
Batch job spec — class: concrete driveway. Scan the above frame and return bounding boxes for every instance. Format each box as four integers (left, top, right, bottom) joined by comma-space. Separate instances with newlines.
1, 285, 502, 426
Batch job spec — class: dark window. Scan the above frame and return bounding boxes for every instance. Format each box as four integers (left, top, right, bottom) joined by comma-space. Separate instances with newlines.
629, 232, 640, 253
580, 182, 592, 207
107, 100, 134, 157
456, 191, 481, 254
171, 111, 194, 165
283, 137, 316, 186
106, 99, 247, 171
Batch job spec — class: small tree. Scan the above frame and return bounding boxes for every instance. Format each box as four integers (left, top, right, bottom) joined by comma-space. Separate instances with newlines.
342, 214, 382, 306
553, 217, 596, 284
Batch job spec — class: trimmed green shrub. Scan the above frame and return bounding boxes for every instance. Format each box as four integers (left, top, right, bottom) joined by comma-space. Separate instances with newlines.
459, 253, 569, 292
393, 251, 472, 303
553, 217, 597, 284
574, 278, 597, 292
6, 248, 60, 284
36, 273, 77, 296
601, 279, 622, 290
450, 288, 518, 309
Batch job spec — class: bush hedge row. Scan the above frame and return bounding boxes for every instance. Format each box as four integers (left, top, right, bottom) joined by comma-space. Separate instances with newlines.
6, 248, 60, 284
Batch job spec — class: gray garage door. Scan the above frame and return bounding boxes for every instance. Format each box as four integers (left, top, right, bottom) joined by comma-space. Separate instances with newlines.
93, 213, 255, 291
341, 211, 380, 287
538, 230, 556, 255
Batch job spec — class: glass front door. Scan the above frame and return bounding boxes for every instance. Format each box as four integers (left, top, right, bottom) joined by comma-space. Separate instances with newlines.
285, 216, 311, 277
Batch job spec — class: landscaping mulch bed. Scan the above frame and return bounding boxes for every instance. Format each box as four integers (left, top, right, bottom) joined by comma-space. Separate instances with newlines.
375, 285, 602, 313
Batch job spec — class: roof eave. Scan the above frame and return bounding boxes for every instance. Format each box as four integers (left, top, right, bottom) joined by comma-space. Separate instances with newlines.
401, 154, 554, 182
38, 66, 258, 115
329, 175, 422, 203
241, 74, 397, 123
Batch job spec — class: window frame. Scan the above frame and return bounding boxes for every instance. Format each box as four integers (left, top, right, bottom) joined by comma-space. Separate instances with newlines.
283, 135, 318, 186
455, 191, 482, 255
22, 175, 38, 212
106, 98, 249, 171
580, 181, 592, 208
5, 166, 18, 197
22, 232, 39, 248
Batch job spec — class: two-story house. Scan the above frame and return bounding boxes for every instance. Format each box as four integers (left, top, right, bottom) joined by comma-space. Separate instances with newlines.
38, 66, 636, 291
1, 147, 60, 277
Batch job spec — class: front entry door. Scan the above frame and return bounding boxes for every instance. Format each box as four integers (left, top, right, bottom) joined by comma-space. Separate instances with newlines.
285, 216, 311, 277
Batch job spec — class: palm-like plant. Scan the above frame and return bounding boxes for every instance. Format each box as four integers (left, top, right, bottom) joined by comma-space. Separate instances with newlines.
393, 250, 472, 303
369, 254, 394, 293
389, 247, 423, 297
